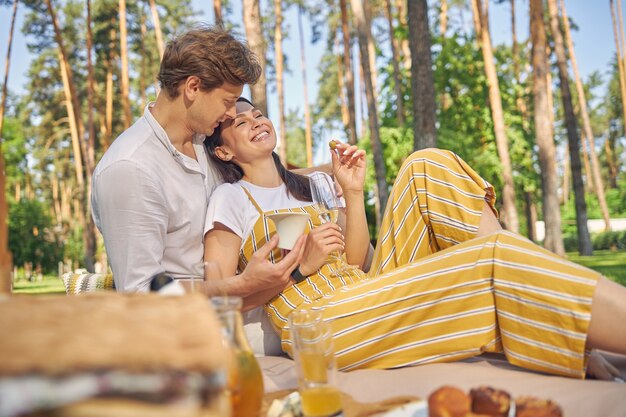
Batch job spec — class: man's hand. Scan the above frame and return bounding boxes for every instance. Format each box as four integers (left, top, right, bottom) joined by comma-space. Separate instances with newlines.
239, 234, 306, 294
299, 223, 345, 276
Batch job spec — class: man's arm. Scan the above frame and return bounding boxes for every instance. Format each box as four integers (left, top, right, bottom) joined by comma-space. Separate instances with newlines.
92, 161, 167, 292
201, 234, 305, 309
291, 163, 332, 176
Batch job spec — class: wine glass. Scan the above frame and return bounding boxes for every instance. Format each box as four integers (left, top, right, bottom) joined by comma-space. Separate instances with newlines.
309, 173, 350, 272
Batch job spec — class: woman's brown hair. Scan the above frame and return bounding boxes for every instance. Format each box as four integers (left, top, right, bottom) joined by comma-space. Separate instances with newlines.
205, 98, 312, 202
158, 25, 262, 99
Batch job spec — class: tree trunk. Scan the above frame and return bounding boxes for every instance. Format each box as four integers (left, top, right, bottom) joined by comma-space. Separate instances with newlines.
350, 0, 388, 222
530, 0, 565, 256
395, 0, 411, 69
358, 60, 368, 138
149, 0, 165, 60
408, 0, 437, 150
618, 0, 626, 92
363, 0, 378, 94
560, 0, 611, 231
85, 0, 97, 271
140, 9, 147, 109
104, 23, 116, 149
335, 36, 350, 130
119, 0, 132, 128
46, 0, 85, 188
213, 0, 223, 26
547, 0, 592, 255
298, 6, 313, 167
524, 190, 538, 242
561, 144, 570, 205
0, 0, 18, 140
604, 137, 618, 188
610, 0, 626, 132
0, 0, 18, 294
383, 0, 405, 126
511, 0, 519, 80
339, 0, 358, 144
511, 0, 529, 131
274, 0, 287, 165
471, 0, 519, 233
440, 0, 448, 35
46, 0, 96, 272
242, 0, 268, 115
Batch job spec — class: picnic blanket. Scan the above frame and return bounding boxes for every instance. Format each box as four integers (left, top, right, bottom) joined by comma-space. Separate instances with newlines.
259, 353, 626, 417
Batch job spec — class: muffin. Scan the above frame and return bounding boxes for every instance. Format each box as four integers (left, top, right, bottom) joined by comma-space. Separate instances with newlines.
428, 385, 471, 417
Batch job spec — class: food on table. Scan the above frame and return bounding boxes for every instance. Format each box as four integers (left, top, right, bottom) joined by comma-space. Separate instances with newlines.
469, 386, 511, 417
427, 385, 563, 417
515, 396, 563, 417
428, 385, 471, 417
0, 293, 230, 416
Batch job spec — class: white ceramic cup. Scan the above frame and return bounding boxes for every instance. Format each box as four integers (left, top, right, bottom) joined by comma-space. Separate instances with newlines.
266, 212, 310, 250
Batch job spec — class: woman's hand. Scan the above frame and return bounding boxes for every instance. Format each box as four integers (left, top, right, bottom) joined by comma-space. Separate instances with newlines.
330, 141, 366, 194
299, 223, 345, 276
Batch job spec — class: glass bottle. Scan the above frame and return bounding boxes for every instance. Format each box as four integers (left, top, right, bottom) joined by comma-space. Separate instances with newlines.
211, 296, 264, 417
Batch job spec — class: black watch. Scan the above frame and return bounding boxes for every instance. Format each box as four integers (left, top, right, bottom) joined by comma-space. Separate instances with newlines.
290, 265, 308, 283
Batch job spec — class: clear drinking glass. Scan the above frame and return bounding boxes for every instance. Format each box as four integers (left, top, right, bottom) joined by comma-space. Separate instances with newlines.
309, 172, 348, 270
289, 309, 343, 417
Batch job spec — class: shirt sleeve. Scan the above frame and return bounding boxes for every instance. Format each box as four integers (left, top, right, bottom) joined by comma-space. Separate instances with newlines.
204, 184, 250, 239
92, 160, 167, 293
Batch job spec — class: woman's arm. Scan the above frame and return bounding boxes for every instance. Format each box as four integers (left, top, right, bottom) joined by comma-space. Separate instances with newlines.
331, 143, 370, 269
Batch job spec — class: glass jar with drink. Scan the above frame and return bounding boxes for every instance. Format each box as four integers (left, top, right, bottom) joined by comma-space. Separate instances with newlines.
212, 296, 264, 417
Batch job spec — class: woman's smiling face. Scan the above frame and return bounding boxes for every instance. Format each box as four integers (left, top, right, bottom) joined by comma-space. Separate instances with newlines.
216, 100, 277, 164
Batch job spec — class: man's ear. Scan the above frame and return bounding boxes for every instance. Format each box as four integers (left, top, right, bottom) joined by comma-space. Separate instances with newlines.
183, 76, 202, 99
215, 146, 233, 162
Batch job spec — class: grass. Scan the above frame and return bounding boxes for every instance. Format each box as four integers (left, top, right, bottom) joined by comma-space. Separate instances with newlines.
8, 250, 626, 295
12, 276, 66, 295
567, 250, 626, 286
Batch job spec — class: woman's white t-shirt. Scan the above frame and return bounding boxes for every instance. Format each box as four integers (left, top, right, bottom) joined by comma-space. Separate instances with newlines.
204, 175, 332, 356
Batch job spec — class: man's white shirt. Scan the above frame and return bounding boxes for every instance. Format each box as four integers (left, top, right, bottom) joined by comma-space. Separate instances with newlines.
92, 104, 222, 292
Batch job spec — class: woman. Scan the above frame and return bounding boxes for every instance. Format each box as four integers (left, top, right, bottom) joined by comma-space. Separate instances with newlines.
204, 97, 625, 380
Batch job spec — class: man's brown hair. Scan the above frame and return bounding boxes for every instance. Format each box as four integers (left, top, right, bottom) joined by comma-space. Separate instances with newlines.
158, 25, 262, 98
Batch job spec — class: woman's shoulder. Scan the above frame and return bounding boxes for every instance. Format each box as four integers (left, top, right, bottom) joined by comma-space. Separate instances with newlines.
210, 182, 248, 203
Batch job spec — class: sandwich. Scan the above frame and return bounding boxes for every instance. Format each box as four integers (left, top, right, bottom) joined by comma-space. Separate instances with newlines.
0, 293, 230, 417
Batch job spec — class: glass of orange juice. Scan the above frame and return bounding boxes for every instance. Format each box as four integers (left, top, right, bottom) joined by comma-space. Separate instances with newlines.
288, 309, 343, 417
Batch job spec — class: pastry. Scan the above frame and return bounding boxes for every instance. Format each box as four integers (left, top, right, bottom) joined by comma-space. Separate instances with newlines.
515, 396, 563, 417
428, 385, 471, 417
470, 385, 511, 417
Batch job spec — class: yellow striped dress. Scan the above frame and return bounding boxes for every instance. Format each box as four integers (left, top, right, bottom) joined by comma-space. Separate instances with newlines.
236, 149, 600, 378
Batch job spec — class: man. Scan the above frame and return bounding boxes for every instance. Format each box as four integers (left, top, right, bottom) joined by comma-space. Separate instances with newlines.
92, 26, 304, 294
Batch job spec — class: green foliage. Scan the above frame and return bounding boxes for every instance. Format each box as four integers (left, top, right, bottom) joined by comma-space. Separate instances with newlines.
285, 109, 307, 168
8, 199, 63, 273
567, 250, 626, 286
1, 116, 28, 199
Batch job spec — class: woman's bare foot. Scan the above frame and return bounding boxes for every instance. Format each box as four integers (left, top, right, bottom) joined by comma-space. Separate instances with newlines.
586, 350, 624, 382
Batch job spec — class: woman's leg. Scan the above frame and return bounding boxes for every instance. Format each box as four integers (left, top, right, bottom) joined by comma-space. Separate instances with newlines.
282, 231, 602, 379
588, 276, 626, 354
477, 201, 502, 237
369, 149, 498, 276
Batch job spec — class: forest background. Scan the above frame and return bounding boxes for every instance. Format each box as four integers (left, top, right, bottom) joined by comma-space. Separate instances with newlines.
1, 0, 626, 290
